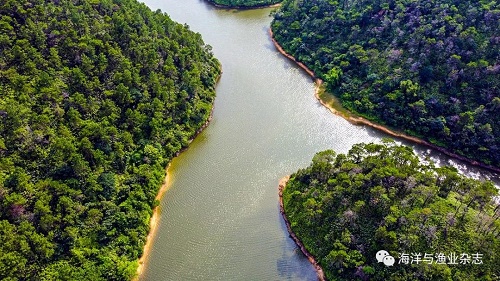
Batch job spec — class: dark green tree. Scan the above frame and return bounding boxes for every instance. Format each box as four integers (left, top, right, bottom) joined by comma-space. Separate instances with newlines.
0, 0, 220, 279
283, 141, 500, 280
272, 0, 500, 167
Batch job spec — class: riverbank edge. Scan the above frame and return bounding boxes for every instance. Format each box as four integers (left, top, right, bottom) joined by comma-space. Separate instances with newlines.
205, 0, 281, 10
269, 28, 500, 174
134, 106, 214, 279
278, 176, 326, 281
134, 69, 222, 280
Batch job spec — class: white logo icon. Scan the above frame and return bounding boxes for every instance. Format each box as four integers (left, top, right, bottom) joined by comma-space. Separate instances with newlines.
383, 255, 395, 266
376, 250, 389, 262
376, 250, 395, 266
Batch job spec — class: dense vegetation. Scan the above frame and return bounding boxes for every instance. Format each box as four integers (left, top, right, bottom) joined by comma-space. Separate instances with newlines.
207, 0, 281, 8
0, 0, 220, 279
283, 141, 500, 280
272, 0, 500, 167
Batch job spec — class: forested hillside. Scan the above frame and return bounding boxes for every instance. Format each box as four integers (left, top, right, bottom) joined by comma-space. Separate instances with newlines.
207, 0, 281, 8
0, 0, 220, 279
272, 0, 500, 167
283, 141, 500, 280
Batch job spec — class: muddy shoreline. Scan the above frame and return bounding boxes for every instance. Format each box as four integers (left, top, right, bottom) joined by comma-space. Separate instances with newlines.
269, 28, 500, 174
278, 176, 326, 281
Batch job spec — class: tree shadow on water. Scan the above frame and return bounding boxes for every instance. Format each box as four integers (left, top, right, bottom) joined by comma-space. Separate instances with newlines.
276, 208, 318, 281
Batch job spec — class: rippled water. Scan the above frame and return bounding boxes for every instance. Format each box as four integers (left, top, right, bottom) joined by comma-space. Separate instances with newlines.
139, 1, 499, 280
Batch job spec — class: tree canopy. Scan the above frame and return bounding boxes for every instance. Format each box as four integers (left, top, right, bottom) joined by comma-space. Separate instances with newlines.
272, 0, 500, 167
283, 141, 500, 280
0, 0, 220, 279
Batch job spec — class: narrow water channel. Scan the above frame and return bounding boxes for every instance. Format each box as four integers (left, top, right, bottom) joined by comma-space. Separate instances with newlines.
139, 1, 499, 280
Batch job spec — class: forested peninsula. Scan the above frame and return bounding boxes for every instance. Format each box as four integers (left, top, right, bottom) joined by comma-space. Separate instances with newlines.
282, 141, 500, 280
271, 0, 500, 167
206, 0, 282, 9
0, 0, 220, 280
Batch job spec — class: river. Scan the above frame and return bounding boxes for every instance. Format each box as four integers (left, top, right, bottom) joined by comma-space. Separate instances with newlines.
138, 1, 500, 280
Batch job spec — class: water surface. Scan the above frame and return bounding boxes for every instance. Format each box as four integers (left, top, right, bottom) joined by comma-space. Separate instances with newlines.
139, 1, 499, 280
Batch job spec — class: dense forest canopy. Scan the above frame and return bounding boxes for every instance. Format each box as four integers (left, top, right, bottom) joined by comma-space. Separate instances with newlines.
0, 0, 220, 279
283, 141, 500, 280
207, 0, 282, 8
272, 0, 500, 167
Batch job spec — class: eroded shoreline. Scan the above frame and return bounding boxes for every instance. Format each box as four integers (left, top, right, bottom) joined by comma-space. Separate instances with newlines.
269, 28, 500, 174
278, 176, 326, 281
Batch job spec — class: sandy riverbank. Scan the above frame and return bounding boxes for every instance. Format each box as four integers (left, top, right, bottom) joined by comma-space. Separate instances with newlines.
134, 163, 172, 279
134, 67, 221, 280
134, 110, 214, 280
269, 28, 500, 174
278, 176, 326, 281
